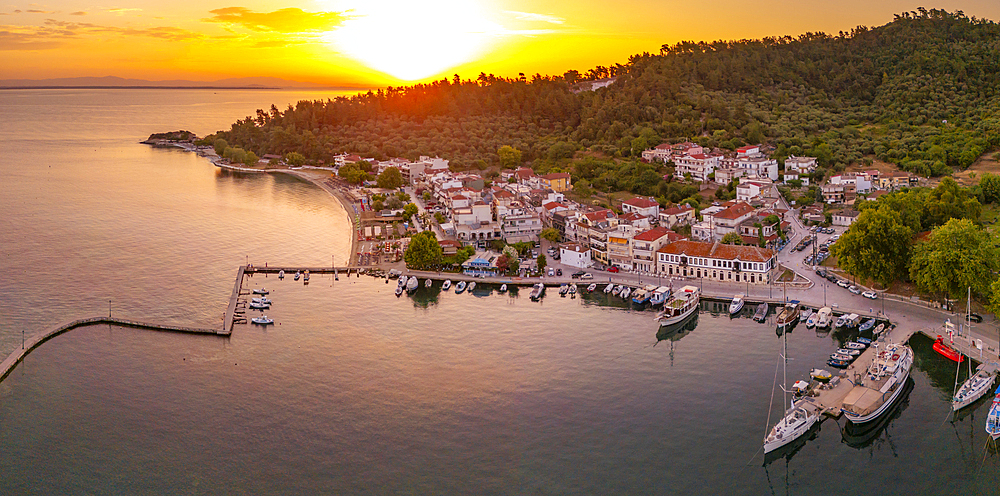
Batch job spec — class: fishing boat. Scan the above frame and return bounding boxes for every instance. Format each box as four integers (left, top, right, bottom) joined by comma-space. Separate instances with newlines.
631, 287, 650, 305
764, 321, 821, 454
834, 315, 847, 328
859, 318, 876, 332
933, 335, 964, 363
986, 385, 1000, 440
251, 297, 271, 305
603, 283, 615, 294
827, 358, 852, 369
294, 271, 301, 281
753, 302, 768, 323
873, 323, 885, 335
843, 313, 861, 328
467, 281, 476, 292
252, 288, 269, 295
815, 307, 833, 328
649, 286, 671, 306
799, 308, 813, 323
587, 283, 597, 292
841, 342, 914, 424
620, 287, 632, 299
559, 284, 569, 296
729, 294, 745, 316
278, 270, 284, 279
775, 301, 800, 330
805, 311, 819, 328
953, 365, 997, 411
844, 341, 866, 350
611, 285, 622, 296
830, 352, 855, 362
529, 283, 545, 301
249, 301, 270, 309
810, 369, 833, 383
836, 348, 861, 356
454, 281, 467, 294
406, 276, 419, 294
442, 280, 452, 290
251, 315, 273, 325
654, 285, 700, 326
499, 284, 507, 293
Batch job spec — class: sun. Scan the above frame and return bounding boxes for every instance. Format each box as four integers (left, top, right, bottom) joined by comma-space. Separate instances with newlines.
323, 0, 501, 81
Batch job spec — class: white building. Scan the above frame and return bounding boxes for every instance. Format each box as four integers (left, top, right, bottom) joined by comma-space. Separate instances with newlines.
621, 196, 660, 218
560, 243, 593, 269
631, 227, 681, 273
657, 240, 777, 284
784, 156, 817, 174
673, 153, 720, 182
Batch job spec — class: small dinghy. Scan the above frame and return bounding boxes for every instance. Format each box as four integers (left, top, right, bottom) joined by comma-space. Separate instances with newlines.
294, 271, 301, 281
587, 283, 597, 292
810, 368, 834, 383
620, 287, 632, 299
844, 342, 866, 350
468, 281, 476, 292
499, 283, 508, 293
559, 284, 569, 296
873, 323, 885, 335
251, 315, 273, 325
799, 308, 813, 323
394, 286, 403, 297
836, 348, 861, 356
856, 337, 873, 345
455, 281, 467, 293
859, 318, 876, 332
603, 283, 614, 294
612, 285, 622, 296
278, 270, 284, 279
253, 288, 269, 295
442, 280, 452, 290
425, 278, 433, 288
568, 284, 577, 295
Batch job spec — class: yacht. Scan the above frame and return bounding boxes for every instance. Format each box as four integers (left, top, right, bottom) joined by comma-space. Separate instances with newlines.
841, 342, 913, 424
251, 315, 273, 325
406, 276, 419, 294
764, 398, 821, 454
953, 365, 996, 411
729, 294, 744, 316
654, 286, 700, 326
775, 301, 800, 330
442, 280, 452, 290
815, 307, 833, 328
529, 283, 545, 301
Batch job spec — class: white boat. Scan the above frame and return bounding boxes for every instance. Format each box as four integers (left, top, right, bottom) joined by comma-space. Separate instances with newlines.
454, 281, 467, 293
387, 269, 402, 279
252, 288, 269, 295
841, 342, 913, 423
278, 270, 284, 279
649, 286, 671, 306
251, 315, 273, 325
764, 319, 821, 453
587, 283, 597, 292
729, 294, 744, 316
654, 286, 700, 326
844, 313, 861, 328
834, 315, 847, 328
986, 386, 1000, 439
251, 297, 272, 305
442, 280, 452, 290
611, 285, 622, 296
499, 283, 508, 293
398, 275, 408, 287
603, 283, 615, 294
559, 284, 569, 296
406, 276, 419, 294
873, 323, 886, 335
954, 366, 997, 411
468, 281, 476, 292
529, 283, 545, 301
394, 286, 403, 297
805, 311, 819, 328
836, 348, 861, 356
294, 271, 301, 281
620, 287, 632, 299
799, 308, 813, 323
249, 301, 270, 309
425, 278, 432, 288
815, 307, 833, 328
569, 284, 577, 295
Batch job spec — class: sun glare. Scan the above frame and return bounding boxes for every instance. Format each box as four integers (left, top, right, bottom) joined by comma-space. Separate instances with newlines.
323, 0, 501, 81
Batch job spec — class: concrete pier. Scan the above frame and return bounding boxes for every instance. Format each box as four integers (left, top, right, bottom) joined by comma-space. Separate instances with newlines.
0, 316, 224, 382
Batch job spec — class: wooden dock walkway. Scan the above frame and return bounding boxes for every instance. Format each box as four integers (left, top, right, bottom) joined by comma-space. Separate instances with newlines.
222, 265, 246, 333
0, 316, 224, 382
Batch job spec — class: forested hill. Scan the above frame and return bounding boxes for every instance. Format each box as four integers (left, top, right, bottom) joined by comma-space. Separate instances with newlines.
212, 9, 1000, 177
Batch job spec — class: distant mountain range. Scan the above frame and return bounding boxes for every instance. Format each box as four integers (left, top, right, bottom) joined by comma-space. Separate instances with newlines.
0, 76, 361, 89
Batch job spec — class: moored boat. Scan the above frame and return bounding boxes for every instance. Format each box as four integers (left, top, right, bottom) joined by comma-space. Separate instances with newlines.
406, 276, 419, 294
776, 301, 800, 329
394, 286, 403, 297
831, 352, 855, 362
559, 284, 569, 296
620, 287, 632, 299
442, 280, 452, 290
303, 270, 310, 282
827, 358, 852, 369
836, 348, 861, 356
753, 302, 768, 323
631, 287, 650, 305
278, 270, 284, 279
251, 315, 273, 325
251, 297, 272, 305
954, 366, 996, 411
587, 283, 597, 292
810, 368, 833, 382
603, 283, 615, 294
844, 341, 866, 350
611, 285, 622, 296
986, 385, 1000, 440
252, 288, 269, 295
859, 318, 876, 332
529, 283, 545, 301
805, 311, 819, 328
425, 278, 432, 288
249, 301, 270, 309
729, 294, 744, 316
841, 342, 914, 424
467, 281, 476, 292
799, 307, 813, 323
654, 285, 700, 326
568, 284, 577, 295
649, 286, 671, 306
454, 281, 467, 294
294, 271, 301, 281
815, 307, 833, 328
499, 283, 508, 293
873, 323, 885, 335
764, 398, 822, 454
933, 335, 964, 363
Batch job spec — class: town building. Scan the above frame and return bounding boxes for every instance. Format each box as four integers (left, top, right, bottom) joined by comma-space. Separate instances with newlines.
673, 153, 720, 182
559, 243, 593, 269
657, 240, 777, 284
832, 209, 860, 227
621, 196, 660, 218
631, 227, 682, 273
538, 172, 572, 192
658, 204, 696, 229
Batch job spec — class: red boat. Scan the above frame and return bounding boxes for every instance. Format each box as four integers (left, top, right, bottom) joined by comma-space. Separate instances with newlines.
933, 335, 965, 363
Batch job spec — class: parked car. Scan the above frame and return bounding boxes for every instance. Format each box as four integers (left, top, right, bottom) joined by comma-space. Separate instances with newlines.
816, 269, 827, 277
848, 285, 861, 294
826, 274, 839, 283
571, 270, 586, 279
862, 290, 878, 299
837, 279, 850, 288
547, 267, 554, 276
607, 266, 620, 273
556, 269, 563, 276
581, 273, 594, 280
804, 256, 814, 264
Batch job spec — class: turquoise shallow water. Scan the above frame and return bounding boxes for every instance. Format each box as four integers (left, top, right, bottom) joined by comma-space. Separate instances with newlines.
1, 89, 999, 494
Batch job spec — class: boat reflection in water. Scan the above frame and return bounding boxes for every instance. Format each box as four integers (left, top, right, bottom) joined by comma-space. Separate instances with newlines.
841, 377, 914, 449
656, 312, 699, 343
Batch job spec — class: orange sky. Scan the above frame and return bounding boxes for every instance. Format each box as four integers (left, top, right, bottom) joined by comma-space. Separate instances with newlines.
3, 1, 999, 86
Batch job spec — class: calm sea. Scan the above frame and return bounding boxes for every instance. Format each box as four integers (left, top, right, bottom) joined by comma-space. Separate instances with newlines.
1, 89, 998, 495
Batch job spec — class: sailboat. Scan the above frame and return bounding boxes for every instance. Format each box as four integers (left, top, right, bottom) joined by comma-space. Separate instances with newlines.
953, 288, 996, 411
764, 322, 821, 453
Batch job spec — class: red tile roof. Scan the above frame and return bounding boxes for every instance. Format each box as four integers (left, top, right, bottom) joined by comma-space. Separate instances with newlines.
623, 197, 659, 209
656, 240, 775, 262
541, 172, 571, 180
713, 202, 754, 220
584, 209, 615, 222
661, 204, 694, 216
633, 226, 677, 242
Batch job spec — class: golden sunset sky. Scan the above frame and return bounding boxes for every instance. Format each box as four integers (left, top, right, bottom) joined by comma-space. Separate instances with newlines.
3, 1, 999, 86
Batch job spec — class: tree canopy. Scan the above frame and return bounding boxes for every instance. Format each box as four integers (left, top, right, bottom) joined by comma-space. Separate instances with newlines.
831, 205, 913, 288
404, 231, 442, 269
376, 167, 404, 189
908, 218, 999, 299
721, 232, 744, 245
